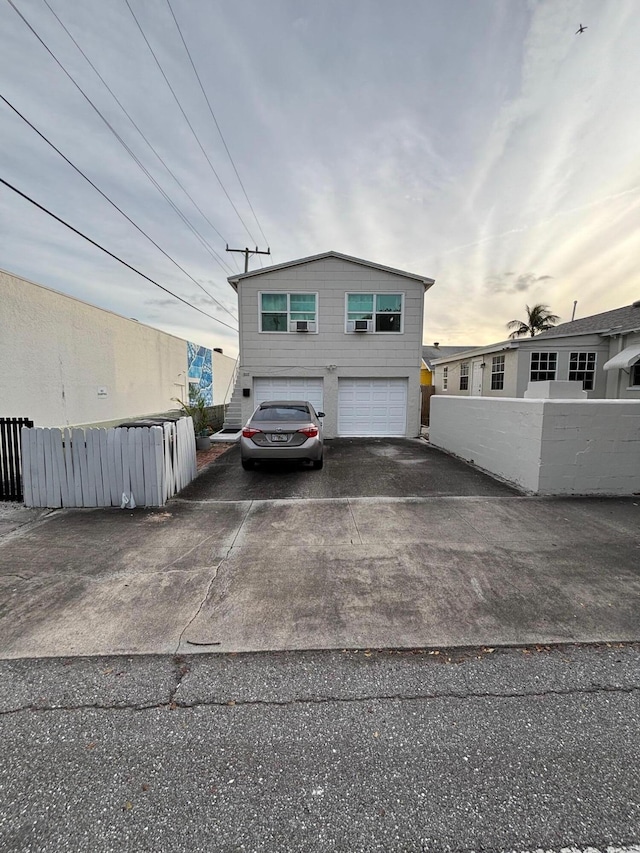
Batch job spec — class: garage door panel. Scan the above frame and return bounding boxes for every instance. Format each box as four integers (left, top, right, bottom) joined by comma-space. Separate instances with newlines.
338, 378, 407, 437
254, 378, 323, 412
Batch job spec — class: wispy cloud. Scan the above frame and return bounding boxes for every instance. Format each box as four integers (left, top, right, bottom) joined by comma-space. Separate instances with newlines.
486, 272, 553, 294
2, 0, 640, 351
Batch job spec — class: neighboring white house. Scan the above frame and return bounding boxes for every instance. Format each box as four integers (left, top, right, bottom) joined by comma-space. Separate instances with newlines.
431, 301, 640, 400
0, 268, 236, 427
222, 251, 435, 438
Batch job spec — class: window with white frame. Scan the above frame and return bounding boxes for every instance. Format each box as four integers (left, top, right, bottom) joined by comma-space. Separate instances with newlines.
459, 362, 469, 390
530, 352, 557, 382
491, 354, 505, 390
443, 366, 448, 390
346, 293, 403, 332
569, 352, 597, 390
631, 362, 640, 387
260, 293, 317, 332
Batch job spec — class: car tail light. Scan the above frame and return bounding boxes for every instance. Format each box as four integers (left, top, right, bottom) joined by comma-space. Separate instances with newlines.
242, 427, 262, 438
298, 425, 318, 438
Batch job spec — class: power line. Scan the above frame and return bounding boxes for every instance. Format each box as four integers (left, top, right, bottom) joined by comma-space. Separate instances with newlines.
165, 0, 270, 248
123, 0, 260, 246
1, 177, 239, 332
7, 0, 236, 280
40, 0, 236, 273
1, 93, 239, 323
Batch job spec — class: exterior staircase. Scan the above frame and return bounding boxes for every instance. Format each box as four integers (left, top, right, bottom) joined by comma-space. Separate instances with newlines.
222, 379, 244, 430
211, 362, 243, 441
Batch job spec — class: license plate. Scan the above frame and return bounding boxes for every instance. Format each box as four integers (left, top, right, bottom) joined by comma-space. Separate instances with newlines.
271, 434, 288, 442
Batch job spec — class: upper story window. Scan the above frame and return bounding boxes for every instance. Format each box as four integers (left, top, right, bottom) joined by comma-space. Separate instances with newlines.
442, 366, 448, 390
346, 293, 403, 333
530, 352, 557, 382
491, 354, 505, 390
459, 362, 469, 391
569, 352, 596, 390
630, 362, 640, 387
260, 293, 317, 332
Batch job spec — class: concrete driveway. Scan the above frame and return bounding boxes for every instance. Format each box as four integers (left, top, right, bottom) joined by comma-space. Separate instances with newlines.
0, 439, 639, 659
181, 438, 518, 500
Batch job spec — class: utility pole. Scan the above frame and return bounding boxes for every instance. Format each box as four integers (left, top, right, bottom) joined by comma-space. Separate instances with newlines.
226, 244, 271, 273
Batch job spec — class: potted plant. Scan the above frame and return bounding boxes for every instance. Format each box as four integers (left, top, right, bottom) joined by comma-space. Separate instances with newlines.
172, 385, 211, 450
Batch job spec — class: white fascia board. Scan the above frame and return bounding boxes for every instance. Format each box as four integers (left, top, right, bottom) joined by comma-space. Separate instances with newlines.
431, 340, 517, 365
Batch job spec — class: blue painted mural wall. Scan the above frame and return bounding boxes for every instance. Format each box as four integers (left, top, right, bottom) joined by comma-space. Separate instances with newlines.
187, 342, 213, 405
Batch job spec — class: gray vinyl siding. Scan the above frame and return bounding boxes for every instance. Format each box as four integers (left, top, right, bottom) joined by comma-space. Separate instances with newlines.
236, 256, 425, 436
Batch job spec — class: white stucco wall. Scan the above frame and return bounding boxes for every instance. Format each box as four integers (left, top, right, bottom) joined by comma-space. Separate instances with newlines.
430, 395, 640, 495
1, 270, 188, 427
235, 256, 426, 438
537, 400, 640, 494
430, 396, 545, 491
212, 351, 237, 404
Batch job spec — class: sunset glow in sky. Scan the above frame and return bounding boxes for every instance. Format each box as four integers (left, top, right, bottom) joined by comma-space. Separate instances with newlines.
2, 0, 639, 357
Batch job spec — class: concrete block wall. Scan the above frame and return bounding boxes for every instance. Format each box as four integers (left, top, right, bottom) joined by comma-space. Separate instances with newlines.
429, 397, 545, 492
538, 401, 640, 495
430, 396, 640, 495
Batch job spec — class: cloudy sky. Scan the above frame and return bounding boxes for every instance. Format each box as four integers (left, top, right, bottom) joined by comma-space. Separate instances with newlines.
2, 0, 639, 358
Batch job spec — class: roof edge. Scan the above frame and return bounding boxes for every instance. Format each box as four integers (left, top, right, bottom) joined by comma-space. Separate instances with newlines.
227, 251, 435, 290
431, 341, 518, 363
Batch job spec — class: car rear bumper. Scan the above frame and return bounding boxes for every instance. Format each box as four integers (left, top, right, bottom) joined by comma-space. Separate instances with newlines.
240, 436, 323, 462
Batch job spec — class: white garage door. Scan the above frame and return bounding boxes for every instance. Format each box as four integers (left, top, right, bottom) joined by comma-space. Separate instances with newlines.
253, 377, 324, 413
338, 378, 407, 436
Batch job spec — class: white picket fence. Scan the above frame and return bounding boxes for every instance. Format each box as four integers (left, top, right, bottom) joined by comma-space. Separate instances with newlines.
21, 417, 197, 508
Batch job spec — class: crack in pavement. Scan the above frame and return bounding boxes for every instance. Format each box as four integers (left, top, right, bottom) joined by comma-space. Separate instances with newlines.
174, 501, 255, 653
2, 683, 639, 717
347, 499, 364, 545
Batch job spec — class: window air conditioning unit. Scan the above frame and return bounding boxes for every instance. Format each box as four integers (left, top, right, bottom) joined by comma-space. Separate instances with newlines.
293, 320, 316, 332
354, 319, 372, 332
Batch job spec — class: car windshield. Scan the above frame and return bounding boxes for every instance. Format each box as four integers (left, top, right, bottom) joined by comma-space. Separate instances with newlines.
252, 405, 310, 422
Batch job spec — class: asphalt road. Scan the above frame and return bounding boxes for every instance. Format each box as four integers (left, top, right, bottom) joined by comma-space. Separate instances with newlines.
1, 644, 639, 852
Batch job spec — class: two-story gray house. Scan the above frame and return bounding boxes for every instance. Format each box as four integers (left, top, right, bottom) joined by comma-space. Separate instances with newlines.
222, 251, 435, 438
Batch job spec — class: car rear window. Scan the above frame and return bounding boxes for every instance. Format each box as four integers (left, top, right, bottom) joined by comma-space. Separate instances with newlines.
253, 405, 310, 421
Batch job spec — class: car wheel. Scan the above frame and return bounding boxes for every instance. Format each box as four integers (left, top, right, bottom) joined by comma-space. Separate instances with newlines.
312, 456, 323, 470
241, 458, 254, 471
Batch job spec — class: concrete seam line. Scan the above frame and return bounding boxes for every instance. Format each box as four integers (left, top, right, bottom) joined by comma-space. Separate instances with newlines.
0, 566, 226, 584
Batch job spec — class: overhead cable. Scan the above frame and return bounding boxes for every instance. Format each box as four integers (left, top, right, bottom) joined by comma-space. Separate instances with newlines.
40, 0, 235, 272
123, 0, 260, 246
7, 0, 236, 279
166, 0, 270, 248
1, 93, 238, 322
1, 178, 239, 332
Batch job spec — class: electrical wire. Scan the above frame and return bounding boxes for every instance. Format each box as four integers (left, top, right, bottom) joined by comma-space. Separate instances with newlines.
1, 93, 238, 322
7, 0, 236, 280
1, 178, 239, 332
40, 0, 236, 273
165, 0, 270, 248
123, 0, 260, 247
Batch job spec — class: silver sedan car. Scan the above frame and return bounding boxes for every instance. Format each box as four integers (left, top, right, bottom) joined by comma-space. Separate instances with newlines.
240, 400, 325, 470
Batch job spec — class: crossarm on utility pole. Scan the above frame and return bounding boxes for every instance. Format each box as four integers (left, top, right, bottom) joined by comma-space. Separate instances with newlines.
226, 245, 271, 273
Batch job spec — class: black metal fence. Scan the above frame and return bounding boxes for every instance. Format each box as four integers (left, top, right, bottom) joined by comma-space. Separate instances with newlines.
0, 417, 33, 501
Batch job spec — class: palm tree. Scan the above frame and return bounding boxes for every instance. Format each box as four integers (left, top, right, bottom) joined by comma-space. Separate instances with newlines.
506, 304, 560, 338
